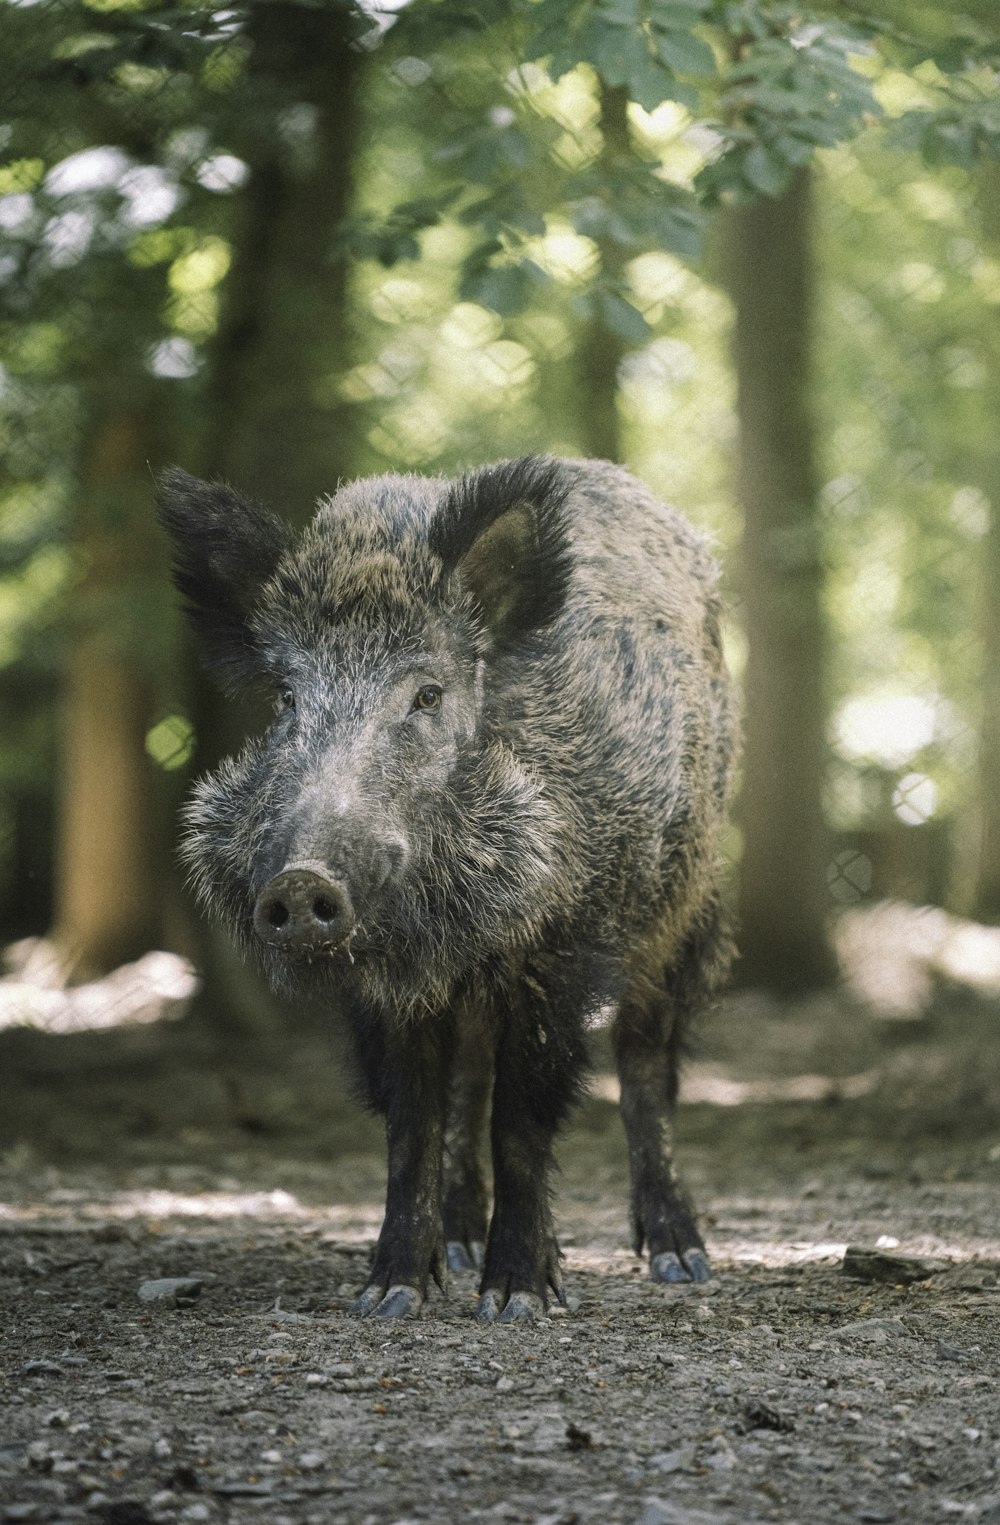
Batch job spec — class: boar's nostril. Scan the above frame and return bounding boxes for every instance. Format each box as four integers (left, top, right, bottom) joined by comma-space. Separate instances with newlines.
253, 864, 355, 952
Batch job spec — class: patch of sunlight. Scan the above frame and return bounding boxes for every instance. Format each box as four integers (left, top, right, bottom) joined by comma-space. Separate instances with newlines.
0, 159, 45, 194
891, 771, 937, 826
168, 237, 231, 295
44, 146, 130, 195
589, 1071, 879, 1107
894, 261, 946, 304
106, 1187, 306, 1220
371, 277, 429, 324
529, 226, 599, 285
145, 713, 195, 770
439, 302, 503, 352
832, 691, 938, 768
0, 942, 196, 1034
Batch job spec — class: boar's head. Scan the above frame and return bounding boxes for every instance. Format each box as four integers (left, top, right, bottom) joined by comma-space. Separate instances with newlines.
157, 458, 578, 1013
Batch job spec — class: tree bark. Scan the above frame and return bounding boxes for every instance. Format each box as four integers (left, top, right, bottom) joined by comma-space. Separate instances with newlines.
576, 82, 629, 464
973, 158, 1000, 920
205, 0, 361, 515
53, 404, 167, 979
178, 0, 363, 1030
724, 168, 838, 991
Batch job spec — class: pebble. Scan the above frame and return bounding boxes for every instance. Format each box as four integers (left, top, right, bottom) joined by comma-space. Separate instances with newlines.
137, 1278, 204, 1304
832, 1317, 909, 1345
646, 1446, 695, 1474
635, 1498, 717, 1525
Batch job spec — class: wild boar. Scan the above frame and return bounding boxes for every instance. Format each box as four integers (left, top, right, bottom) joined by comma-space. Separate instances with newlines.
158, 456, 737, 1320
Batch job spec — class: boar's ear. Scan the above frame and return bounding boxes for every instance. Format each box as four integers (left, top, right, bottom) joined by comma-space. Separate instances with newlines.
430, 457, 572, 645
156, 468, 291, 690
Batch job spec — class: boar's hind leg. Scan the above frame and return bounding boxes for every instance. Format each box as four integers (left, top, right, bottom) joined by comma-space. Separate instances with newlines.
443, 1017, 492, 1271
615, 904, 729, 1283
349, 1014, 452, 1318
476, 988, 588, 1324
614, 993, 709, 1284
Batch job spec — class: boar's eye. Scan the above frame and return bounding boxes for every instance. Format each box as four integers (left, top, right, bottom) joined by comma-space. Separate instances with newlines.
278, 686, 295, 712
411, 684, 442, 714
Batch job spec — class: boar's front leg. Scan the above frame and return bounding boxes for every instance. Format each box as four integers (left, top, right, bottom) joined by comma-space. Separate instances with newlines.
476, 982, 588, 1323
443, 1014, 492, 1272
350, 1012, 452, 1318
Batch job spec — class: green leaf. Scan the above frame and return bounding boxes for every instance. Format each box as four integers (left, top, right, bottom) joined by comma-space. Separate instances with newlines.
650, 0, 713, 22
595, 288, 651, 342
596, 0, 641, 25
652, 27, 716, 78
743, 144, 792, 196
459, 261, 539, 316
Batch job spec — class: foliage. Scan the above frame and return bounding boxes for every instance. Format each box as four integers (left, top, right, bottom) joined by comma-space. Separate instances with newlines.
0, 0, 999, 937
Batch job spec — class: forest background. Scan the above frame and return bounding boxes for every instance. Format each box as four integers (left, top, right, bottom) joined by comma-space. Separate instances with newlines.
1, 0, 999, 1018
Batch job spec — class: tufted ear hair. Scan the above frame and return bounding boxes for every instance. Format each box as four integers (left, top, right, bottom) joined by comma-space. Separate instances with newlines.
430, 456, 573, 647
156, 468, 292, 691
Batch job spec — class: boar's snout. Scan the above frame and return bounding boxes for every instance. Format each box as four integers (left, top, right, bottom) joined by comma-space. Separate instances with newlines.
253, 862, 355, 953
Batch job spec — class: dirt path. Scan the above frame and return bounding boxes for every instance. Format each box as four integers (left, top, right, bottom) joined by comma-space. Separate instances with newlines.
1, 981, 998, 1524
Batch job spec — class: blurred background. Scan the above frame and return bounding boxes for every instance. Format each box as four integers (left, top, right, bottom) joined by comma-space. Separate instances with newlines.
1, 0, 999, 1035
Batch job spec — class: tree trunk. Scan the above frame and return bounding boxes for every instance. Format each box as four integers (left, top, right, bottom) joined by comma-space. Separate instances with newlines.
576, 83, 629, 464
973, 158, 1000, 920
205, 0, 361, 514
178, 0, 362, 1030
724, 169, 837, 991
53, 405, 166, 979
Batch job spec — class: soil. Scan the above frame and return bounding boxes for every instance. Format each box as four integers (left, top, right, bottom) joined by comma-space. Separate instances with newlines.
1, 930, 999, 1525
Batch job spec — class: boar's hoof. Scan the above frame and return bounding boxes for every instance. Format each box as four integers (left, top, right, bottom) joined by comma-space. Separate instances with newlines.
354, 1282, 423, 1319
651, 1248, 711, 1284
253, 863, 355, 953
475, 1289, 546, 1324
446, 1239, 486, 1272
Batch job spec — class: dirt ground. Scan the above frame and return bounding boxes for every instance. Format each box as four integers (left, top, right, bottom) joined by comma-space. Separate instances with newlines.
1, 916, 999, 1525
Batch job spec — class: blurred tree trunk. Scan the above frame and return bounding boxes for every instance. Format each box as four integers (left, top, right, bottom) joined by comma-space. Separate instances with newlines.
724, 168, 837, 992
974, 158, 1000, 920
180, 0, 362, 1030
53, 397, 168, 979
576, 82, 628, 464
205, 0, 360, 514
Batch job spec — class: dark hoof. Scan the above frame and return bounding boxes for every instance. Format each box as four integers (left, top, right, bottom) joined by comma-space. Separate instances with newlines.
447, 1240, 486, 1272
354, 1283, 423, 1318
651, 1248, 712, 1284
475, 1288, 546, 1323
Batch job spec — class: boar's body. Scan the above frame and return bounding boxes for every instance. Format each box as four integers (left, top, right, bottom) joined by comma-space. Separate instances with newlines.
159, 457, 737, 1321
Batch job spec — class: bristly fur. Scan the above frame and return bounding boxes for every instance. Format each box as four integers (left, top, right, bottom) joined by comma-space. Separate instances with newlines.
156, 468, 292, 693
431, 456, 574, 642
159, 453, 740, 1310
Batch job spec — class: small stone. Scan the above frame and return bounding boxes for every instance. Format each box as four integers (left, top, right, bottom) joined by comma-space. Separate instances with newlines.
647, 1446, 695, 1474
297, 1453, 326, 1471
842, 1246, 947, 1284
565, 1423, 593, 1452
832, 1317, 909, 1345
138, 1278, 204, 1304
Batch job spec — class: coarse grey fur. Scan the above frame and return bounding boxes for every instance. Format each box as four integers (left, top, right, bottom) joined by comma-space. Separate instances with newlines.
159, 455, 739, 1320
